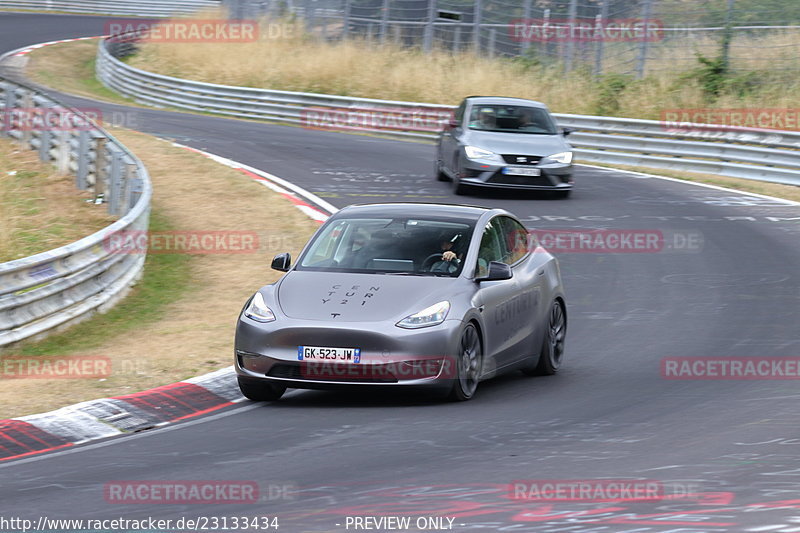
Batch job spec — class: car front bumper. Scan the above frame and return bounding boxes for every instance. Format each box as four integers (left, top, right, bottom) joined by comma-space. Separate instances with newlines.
460, 159, 573, 190
234, 315, 463, 390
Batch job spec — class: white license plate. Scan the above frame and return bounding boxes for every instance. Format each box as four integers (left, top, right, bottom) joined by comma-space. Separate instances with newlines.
503, 166, 541, 176
298, 345, 361, 363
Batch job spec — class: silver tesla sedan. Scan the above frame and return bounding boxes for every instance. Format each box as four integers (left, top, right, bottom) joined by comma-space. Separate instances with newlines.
235, 203, 567, 402
436, 96, 574, 197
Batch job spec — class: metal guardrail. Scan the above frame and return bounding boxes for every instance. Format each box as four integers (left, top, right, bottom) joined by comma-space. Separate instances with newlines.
1, 0, 219, 17
96, 37, 800, 187
0, 78, 152, 347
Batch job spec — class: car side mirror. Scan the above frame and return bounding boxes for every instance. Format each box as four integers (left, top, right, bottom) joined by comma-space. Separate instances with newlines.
562, 127, 575, 137
477, 261, 512, 282
271, 252, 291, 272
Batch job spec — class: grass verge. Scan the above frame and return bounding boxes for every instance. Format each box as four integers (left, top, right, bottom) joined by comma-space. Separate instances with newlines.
1, 90, 319, 420
25, 38, 134, 106
0, 137, 115, 262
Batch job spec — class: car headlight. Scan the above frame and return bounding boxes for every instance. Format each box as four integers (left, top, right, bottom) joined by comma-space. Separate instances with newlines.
396, 301, 450, 329
542, 151, 573, 164
244, 292, 276, 322
464, 146, 504, 164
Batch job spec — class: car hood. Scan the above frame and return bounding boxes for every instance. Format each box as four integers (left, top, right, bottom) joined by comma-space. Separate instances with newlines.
464, 130, 570, 157
276, 271, 456, 322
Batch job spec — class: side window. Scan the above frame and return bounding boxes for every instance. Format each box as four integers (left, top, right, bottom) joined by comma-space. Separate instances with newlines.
498, 216, 530, 265
476, 219, 505, 278
305, 221, 347, 265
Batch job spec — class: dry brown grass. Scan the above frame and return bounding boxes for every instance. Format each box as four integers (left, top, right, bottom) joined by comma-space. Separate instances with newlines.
0, 127, 319, 419
0, 138, 115, 262
26, 38, 134, 106
124, 11, 800, 120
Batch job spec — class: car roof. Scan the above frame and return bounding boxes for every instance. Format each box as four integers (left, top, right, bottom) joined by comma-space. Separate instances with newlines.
465, 96, 548, 109
335, 202, 496, 222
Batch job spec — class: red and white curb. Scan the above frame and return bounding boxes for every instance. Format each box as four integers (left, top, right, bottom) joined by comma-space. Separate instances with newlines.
0, 36, 100, 64
12, 36, 97, 56
0, 142, 337, 463
172, 141, 337, 222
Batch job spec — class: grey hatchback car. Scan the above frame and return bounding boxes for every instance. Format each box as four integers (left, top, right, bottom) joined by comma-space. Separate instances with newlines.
436, 96, 574, 197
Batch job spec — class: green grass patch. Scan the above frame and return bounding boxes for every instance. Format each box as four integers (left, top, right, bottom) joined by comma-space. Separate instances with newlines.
15, 208, 193, 356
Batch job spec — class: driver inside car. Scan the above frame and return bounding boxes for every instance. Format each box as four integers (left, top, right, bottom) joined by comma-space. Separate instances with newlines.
428, 231, 464, 274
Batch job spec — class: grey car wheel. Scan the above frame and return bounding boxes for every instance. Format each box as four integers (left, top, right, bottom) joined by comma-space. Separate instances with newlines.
525, 299, 566, 376
238, 376, 286, 401
450, 323, 482, 401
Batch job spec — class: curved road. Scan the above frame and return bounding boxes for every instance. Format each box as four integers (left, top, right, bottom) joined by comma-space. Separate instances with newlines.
1, 12, 800, 532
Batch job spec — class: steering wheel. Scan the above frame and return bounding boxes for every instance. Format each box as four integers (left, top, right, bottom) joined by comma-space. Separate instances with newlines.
420, 253, 445, 271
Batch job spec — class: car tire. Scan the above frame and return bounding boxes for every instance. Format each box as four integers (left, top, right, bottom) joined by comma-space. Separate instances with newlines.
522, 299, 566, 376
435, 159, 449, 182
237, 376, 287, 401
452, 171, 467, 195
449, 323, 482, 401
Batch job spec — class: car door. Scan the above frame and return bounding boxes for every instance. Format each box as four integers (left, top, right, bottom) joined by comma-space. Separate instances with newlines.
473, 217, 521, 375
439, 100, 466, 175
497, 216, 543, 362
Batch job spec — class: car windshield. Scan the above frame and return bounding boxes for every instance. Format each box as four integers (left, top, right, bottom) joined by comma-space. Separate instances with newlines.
297, 217, 475, 276
467, 105, 557, 134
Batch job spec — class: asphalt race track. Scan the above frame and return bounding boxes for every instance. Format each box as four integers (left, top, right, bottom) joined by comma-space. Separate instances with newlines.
1, 12, 800, 532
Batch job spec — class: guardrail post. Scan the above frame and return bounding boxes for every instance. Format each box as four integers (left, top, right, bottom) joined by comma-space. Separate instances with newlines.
128, 172, 145, 212
107, 145, 124, 215
0, 81, 11, 136
488, 28, 496, 57
38, 127, 53, 163
453, 23, 461, 52
121, 159, 137, 215
76, 129, 90, 189
20, 90, 33, 146
56, 130, 71, 175
95, 136, 109, 200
